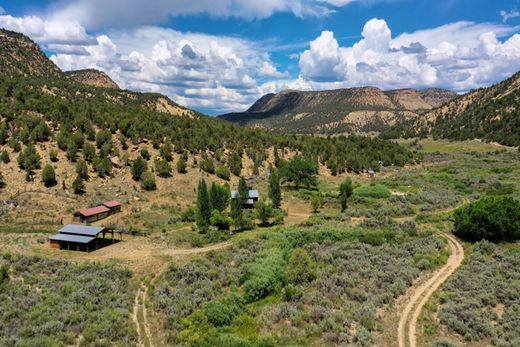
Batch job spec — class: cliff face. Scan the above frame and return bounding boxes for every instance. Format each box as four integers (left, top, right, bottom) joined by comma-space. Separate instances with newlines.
220, 86, 458, 134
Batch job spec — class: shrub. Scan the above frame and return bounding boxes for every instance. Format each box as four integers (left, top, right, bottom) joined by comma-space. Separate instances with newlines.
92, 155, 112, 177
288, 248, 316, 284
242, 248, 287, 302
72, 175, 85, 194
203, 294, 244, 326
131, 156, 147, 181
140, 171, 156, 191
453, 196, 520, 242
200, 158, 215, 174
140, 148, 150, 160
41, 164, 57, 187
310, 193, 322, 213
354, 183, 391, 199
0, 150, 9, 163
155, 159, 172, 177
75, 160, 89, 179
433, 338, 461, 347
181, 206, 197, 222
210, 210, 232, 231
255, 198, 274, 226
216, 164, 230, 180
176, 156, 187, 173
49, 149, 58, 162
82, 143, 95, 162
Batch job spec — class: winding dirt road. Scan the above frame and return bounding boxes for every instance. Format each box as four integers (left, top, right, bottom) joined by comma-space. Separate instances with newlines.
132, 240, 233, 347
398, 233, 464, 347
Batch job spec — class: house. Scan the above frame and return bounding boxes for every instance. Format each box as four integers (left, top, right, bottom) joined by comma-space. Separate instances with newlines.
103, 200, 122, 215
231, 189, 260, 209
50, 224, 123, 252
73, 205, 110, 223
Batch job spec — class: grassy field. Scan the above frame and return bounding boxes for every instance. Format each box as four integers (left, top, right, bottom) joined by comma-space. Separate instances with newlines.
0, 139, 519, 346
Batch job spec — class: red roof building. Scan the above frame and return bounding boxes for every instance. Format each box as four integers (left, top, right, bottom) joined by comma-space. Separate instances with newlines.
103, 201, 122, 214
73, 205, 110, 223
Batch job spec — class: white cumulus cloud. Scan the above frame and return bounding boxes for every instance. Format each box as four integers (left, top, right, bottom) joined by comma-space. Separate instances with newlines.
296, 18, 520, 92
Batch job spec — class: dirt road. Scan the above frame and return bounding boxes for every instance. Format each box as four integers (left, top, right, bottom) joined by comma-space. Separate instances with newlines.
132, 240, 233, 347
397, 233, 464, 347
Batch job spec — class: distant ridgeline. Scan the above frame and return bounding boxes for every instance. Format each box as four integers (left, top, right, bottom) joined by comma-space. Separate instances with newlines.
220, 87, 458, 135
0, 28, 415, 177
386, 71, 520, 147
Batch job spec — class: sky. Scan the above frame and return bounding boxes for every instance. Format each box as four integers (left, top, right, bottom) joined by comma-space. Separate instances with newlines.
0, 0, 519, 115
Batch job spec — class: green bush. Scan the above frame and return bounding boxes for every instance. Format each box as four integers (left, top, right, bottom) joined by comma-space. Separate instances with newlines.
453, 196, 520, 242
288, 248, 316, 284
210, 210, 232, 231
155, 159, 172, 177
242, 248, 287, 302
216, 164, 230, 180
202, 294, 244, 327
354, 183, 391, 199
140, 171, 156, 191
41, 164, 57, 187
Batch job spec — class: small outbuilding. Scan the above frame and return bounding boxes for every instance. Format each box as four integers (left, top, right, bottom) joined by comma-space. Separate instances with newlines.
73, 205, 110, 223
231, 189, 260, 209
50, 224, 123, 252
103, 200, 122, 215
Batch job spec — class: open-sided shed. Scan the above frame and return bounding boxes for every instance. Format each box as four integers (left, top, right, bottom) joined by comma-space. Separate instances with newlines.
50, 224, 124, 252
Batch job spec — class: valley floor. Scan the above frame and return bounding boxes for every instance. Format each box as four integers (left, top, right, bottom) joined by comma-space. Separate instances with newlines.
1, 139, 519, 346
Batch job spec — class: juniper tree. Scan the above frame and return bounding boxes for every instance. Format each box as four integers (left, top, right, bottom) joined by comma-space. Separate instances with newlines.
339, 177, 354, 211
131, 156, 147, 181
72, 174, 85, 194
196, 179, 211, 232
76, 160, 89, 180
268, 170, 282, 208
176, 156, 187, 173
42, 164, 57, 187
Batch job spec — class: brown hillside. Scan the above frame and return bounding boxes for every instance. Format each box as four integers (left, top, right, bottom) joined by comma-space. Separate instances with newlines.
65, 69, 120, 89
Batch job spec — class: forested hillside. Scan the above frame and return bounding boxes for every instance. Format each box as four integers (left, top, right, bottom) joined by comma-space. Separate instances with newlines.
220, 87, 457, 135
387, 71, 520, 146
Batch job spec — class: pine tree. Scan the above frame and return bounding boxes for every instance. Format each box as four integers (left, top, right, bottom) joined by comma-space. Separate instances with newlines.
196, 179, 211, 232
339, 177, 354, 211
238, 176, 249, 203
42, 164, 57, 187
268, 170, 282, 209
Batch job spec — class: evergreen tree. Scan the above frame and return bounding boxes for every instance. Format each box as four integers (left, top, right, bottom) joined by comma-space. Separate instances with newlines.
339, 177, 354, 211
72, 174, 85, 194
76, 160, 89, 180
210, 182, 230, 212
42, 164, 57, 187
82, 143, 95, 162
131, 156, 147, 181
196, 179, 211, 232
228, 152, 242, 176
0, 150, 10, 164
280, 155, 319, 189
0, 171, 5, 189
155, 159, 172, 177
268, 170, 282, 208
160, 141, 173, 162
238, 176, 249, 204
49, 149, 58, 162
176, 156, 187, 174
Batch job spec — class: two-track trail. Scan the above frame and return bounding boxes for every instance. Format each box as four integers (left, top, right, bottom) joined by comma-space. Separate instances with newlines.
397, 233, 464, 347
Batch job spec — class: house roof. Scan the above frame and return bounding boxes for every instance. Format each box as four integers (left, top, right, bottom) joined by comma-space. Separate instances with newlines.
59, 224, 106, 237
76, 205, 110, 217
50, 233, 96, 244
231, 190, 259, 199
103, 200, 121, 208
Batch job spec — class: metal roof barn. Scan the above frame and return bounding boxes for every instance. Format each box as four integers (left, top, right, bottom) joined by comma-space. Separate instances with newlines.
59, 224, 106, 237
50, 233, 96, 244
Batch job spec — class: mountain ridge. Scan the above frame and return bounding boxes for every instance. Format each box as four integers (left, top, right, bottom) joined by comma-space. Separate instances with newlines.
220, 86, 458, 134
